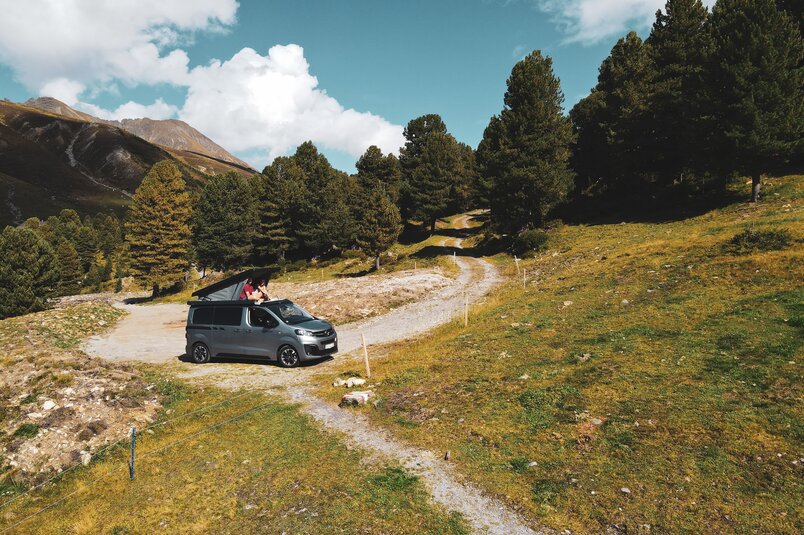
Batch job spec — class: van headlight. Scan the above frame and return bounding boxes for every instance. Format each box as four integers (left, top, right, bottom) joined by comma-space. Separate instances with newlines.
295, 329, 313, 336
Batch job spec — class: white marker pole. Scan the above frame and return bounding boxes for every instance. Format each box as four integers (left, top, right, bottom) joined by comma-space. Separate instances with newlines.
361, 332, 371, 379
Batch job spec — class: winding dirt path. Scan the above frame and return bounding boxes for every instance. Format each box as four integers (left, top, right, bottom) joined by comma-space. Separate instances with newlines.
85, 216, 544, 534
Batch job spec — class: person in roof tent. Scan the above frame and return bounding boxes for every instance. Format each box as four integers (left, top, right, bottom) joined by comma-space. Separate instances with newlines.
239, 277, 256, 300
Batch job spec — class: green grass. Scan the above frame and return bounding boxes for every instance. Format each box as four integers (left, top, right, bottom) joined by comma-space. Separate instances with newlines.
0, 387, 467, 534
315, 175, 804, 534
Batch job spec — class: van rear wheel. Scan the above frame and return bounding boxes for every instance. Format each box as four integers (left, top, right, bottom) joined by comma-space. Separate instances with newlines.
191, 342, 211, 364
278, 345, 300, 368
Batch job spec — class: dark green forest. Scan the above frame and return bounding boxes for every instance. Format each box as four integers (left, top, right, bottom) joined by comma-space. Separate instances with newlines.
1, 0, 800, 318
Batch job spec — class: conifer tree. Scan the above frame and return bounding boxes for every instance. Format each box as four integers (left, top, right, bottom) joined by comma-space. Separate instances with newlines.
480, 51, 575, 232
356, 145, 403, 203
256, 158, 305, 261
192, 171, 257, 271
56, 240, 83, 296
706, 0, 803, 201
125, 160, 192, 295
399, 114, 461, 233
74, 224, 99, 272
356, 187, 402, 270
0, 226, 60, 318
570, 32, 655, 193
645, 0, 712, 185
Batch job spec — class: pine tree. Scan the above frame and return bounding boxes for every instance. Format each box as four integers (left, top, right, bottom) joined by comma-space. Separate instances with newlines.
356, 187, 402, 270
192, 171, 257, 271
56, 240, 83, 296
646, 0, 712, 185
480, 51, 575, 233
0, 226, 60, 319
570, 32, 655, 194
256, 158, 304, 261
125, 160, 192, 295
356, 146, 403, 203
706, 0, 803, 201
399, 114, 461, 233
74, 224, 99, 272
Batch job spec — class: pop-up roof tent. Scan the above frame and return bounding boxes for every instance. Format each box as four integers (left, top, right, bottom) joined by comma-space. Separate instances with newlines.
190, 268, 275, 302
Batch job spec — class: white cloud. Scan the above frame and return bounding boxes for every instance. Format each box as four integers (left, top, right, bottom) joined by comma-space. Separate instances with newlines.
536, 0, 716, 44
0, 0, 237, 91
0, 1, 405, 166
76, 99, 179, 121
180, 45, 405, 161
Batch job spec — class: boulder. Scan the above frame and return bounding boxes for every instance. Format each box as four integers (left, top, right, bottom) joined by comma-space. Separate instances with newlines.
339, 391, 374, 406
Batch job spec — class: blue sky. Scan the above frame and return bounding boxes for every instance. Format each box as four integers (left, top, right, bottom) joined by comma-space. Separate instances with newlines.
0, 1, 709, 172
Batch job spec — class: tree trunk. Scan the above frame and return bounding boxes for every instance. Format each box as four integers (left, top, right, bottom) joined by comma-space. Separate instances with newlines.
430, 218, 436, 235
751, 174, 761, 202
375, 256, 380, 271
152, 284, 160, 298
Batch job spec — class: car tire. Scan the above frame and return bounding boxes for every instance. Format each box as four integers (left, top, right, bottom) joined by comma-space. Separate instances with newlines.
278, 345, 300, 368
191, 342, 211, 364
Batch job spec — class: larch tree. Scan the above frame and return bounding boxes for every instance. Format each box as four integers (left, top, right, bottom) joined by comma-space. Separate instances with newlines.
706, 0, 803, 201
125, 160, 192, 295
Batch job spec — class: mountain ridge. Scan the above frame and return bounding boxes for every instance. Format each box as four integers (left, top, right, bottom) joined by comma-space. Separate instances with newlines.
24, 97, 253, 170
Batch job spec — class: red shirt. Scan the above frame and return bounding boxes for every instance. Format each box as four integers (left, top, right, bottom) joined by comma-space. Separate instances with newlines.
239, 283, 254, 300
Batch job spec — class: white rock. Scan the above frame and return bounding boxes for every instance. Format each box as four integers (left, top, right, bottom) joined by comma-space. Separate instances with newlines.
332, 379, 348, 387
620, 487, 631, 494
621, 299, 630, 305
340, 391, 374, 406
518, 374, 530, 380
42, 400, 56, 411
346, 378, 366, 388
26, 412, 44, 419
563, 301, 573, 307
528, 461, 538, 467
80, 452, 92, 466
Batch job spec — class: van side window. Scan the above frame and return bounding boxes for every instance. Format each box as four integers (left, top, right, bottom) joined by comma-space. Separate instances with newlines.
249, 308, 277, 327
214, 307, 243, 326
192, 307, 214, 325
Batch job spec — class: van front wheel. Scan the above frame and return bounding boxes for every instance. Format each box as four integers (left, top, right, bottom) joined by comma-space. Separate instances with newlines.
278, 345, 300, 368
191, 342, 211, 364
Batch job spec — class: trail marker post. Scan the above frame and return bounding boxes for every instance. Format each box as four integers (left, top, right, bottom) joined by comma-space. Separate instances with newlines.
523, 269, 527, 289
514, 256, 520, 275
129, 427, 136, 481
361, 332, 371, 378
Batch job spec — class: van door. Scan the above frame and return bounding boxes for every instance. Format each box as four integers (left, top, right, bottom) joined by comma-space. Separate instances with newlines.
212, 306, 244, 355
242, 307, 281, 358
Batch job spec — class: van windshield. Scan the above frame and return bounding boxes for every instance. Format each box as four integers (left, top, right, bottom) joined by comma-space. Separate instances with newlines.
267, 302, 314, 325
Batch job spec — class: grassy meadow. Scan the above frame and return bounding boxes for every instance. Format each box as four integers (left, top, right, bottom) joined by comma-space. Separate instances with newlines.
0, 379, 467, 534
316, 176, 803, 533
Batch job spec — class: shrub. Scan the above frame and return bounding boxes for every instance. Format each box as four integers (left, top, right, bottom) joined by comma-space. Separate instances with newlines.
512, 229, 549, 256
723, 227, 793, 255
342, 249, 368, 260
13, 423, 39, 438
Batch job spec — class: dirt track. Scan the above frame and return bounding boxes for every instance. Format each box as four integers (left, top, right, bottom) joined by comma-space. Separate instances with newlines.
84, 216, 544, 534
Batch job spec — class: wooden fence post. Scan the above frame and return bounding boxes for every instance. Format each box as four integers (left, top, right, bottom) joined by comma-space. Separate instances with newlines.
361, 332, 371, 379
129, 427, 136, 481
523, 268, 527, 289
514, 256, 520, 275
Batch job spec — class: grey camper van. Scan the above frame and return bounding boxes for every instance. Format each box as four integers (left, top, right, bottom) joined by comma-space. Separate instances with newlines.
185, 269, 337, 368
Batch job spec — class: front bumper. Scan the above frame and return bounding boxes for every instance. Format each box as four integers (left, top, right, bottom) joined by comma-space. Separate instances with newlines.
299, 333, 338, 358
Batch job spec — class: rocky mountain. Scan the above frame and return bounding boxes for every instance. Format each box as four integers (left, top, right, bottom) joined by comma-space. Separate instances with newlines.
24, 97, 252, 169
0, 99, 255, 227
